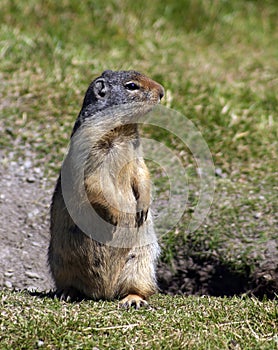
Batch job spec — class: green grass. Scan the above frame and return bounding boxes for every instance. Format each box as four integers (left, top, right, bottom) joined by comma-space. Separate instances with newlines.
0, 0, 277, 346
1, 0, 277, 176
1, 1, 277, 174
0, 290, 277, 349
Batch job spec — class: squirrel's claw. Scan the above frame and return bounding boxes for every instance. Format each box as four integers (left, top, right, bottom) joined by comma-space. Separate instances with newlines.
119, 294, 148, 309
54, 287, 83, 302
135, 209, 148, 227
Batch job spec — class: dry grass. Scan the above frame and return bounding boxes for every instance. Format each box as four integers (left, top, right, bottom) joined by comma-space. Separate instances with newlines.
0, 290, 277, 349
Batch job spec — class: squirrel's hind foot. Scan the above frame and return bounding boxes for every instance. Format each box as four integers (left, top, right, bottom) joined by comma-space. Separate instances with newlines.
119, 294, 148, 309
54, 287, 85, 302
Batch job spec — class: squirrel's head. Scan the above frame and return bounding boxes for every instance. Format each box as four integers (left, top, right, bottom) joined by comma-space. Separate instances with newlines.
80, 70, 164, 114
71, 70, 164, 135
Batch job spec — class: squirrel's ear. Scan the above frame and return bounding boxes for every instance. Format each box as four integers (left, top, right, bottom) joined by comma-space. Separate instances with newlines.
93, 78, 108, 99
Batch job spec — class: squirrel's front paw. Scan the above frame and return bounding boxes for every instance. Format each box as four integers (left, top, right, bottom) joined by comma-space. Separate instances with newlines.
136, 209, 148, 227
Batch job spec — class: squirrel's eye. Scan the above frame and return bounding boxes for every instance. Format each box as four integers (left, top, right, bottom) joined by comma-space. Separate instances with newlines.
124, 82, 140, 91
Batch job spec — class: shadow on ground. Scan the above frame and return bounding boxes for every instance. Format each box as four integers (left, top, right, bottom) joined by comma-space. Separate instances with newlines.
157, 254, 278, 299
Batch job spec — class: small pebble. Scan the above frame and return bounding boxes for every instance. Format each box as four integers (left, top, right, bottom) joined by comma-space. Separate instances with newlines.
24, 160, 33, 169
25, 271, 40, 279
4, 280, 12, 288
32, 241, 41, 247
4, 272, 13, 278
26, 176, 36, 183
34, 167, 42, 174
262, 273, 272, 281
215, 168, 227, 178
27, 208, 40, 219
5, 127, 14, 136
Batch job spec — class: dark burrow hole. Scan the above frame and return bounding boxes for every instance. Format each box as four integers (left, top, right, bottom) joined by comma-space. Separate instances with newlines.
157, 257, 278, 300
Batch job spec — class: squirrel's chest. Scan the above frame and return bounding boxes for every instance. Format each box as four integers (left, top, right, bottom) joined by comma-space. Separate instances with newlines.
96, 137, 138, 173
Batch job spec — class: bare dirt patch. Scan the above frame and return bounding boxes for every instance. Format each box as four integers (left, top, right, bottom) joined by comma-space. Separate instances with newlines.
0, 150, 53, 292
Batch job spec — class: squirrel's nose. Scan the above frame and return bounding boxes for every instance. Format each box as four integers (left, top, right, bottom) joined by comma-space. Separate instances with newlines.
159, 86, 165, 100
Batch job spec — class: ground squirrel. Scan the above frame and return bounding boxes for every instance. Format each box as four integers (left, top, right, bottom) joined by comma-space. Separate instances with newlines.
48, 70, 164, 308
